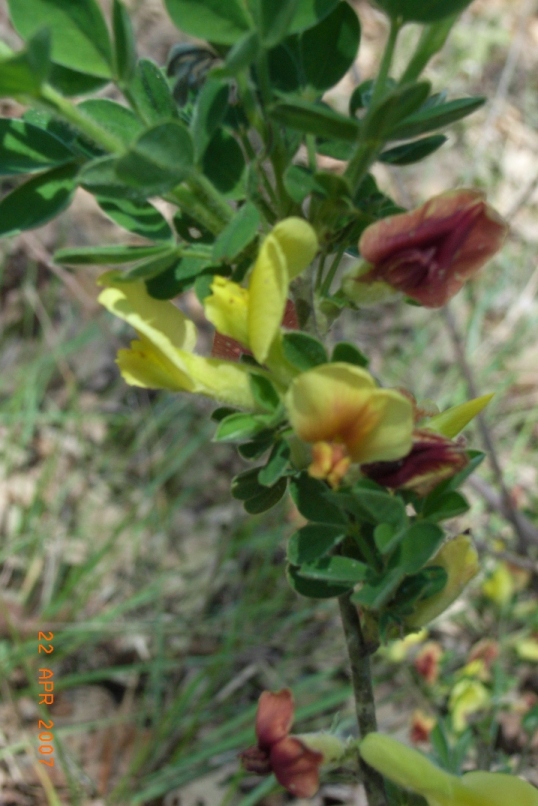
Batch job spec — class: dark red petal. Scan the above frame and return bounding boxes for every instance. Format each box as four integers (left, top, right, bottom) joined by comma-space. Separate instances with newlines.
256, 689, 295, 749
270, 736, 323, 798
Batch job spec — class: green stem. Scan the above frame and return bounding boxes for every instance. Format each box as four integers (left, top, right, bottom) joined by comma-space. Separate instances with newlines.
338, 594, 388, 806
370, 17, 401, 108
186, 173, 233, 227
40, 84, 126, 153
168, 185, 227, 236
320, 242, 346, 296
345, 18, 401, 192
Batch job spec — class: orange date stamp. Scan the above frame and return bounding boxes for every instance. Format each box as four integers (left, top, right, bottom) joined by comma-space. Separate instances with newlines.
37, 631, 55, 767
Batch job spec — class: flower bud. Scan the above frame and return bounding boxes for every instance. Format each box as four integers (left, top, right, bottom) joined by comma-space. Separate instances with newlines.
405, 533, 479, 629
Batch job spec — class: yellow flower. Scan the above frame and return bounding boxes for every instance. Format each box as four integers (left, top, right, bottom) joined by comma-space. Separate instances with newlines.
360, 733, 538, 806
284, 363, 413, 478
204, 218, 318, 365
405, 534, 480, 629
98, 274, 266, 410
449, 678, 490, 733
482, 562, 515, 607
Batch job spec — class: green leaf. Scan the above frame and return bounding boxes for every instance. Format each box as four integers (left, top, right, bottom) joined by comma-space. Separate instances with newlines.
128, 59, 178, 126
288, 0, 340, 34
0, 119, 74, 175
8, 0, 113, 78
48, 63, 108, 96
364, 81, 431, 139
121, 248, 180, 281
97, 197, 173, 241
250, 0, 301, 47
115, 121, 194, 195
331, 342, 368, 367
237, 435, 273, 460
78, 99, 143, 147
350, 484, 407, 528
0, 29, 51, 96
288, 524, 347, 565
145, 258, 190, 299
232, 467, 266, 500
191, 78, 230, 161
222, 31, 261, 76
113, 0, 136, 84
213, 201, 260, 262
287, 563, 351, 599
215, 411, 274, 442
373, 524, 396, 553
300, 2, 360, 92
258, 441, 290, 486
203, 130, 246, 199
54, 243, 170, 265
351, 567, 404, 610
266, 38, 302, 93
271, 98, 360, 141
164, 0, 252, 45
281, 332, 328, 371
249, 374, 281, 412
390, 97, 486, 141
297, 555, 368, 585
283, 165, 318, 203
79, 156, 146, 200
244, 476, 287, 513
289, 474, 347, 525
373, 0, 473, 24
393, 566, 448, 610
0, 162, 78, 237
379, 135, 446, 165
398, 523, 445, 573
422, 491, 469, 522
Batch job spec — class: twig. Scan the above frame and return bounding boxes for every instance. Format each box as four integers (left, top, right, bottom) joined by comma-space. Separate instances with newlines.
467, 475, 538, 547
442, 306, 531, 554
338, 593, 387, 806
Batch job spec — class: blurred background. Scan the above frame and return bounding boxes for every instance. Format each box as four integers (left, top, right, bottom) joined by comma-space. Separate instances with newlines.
0, 0, 537, 804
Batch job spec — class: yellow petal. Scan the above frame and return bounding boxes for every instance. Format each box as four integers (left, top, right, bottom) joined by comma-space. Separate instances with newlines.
427, 394, 494, 438
284, 364, 413, 464
117, 338, 194, 391
271, 217, 318, 280
515, 638, 538, 662
98, 278, 197, 358
204, 276, 250, 347
248, 233, 288, 364
98, 275, 262, 409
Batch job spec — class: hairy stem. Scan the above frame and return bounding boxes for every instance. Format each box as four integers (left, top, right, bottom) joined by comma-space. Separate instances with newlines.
338, 593, 388, 806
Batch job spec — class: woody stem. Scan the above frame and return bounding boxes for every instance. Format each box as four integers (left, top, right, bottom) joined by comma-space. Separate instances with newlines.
338, 593, 388, 806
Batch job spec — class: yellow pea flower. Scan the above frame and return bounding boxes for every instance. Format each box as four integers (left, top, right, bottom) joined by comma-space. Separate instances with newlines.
482, 562, 515, 607
98, 274, 266, 410
449, 678, 490, 733
360, 733, 538, 806
204, 218, 318, 366
284, 363, 413, 482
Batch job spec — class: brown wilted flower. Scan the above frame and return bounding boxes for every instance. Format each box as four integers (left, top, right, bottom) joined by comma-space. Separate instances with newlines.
357, 189, 508, 307
239, 689, 323, 798
362, 428, 468, 496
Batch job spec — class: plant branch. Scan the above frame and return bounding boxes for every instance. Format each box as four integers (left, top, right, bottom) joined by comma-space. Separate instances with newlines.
442, 305, 531, 554
338, 593, 388, 806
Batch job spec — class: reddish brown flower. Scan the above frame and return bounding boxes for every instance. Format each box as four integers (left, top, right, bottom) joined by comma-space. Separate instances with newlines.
239, 689, 323, 798
414, 642, 443, 685
358, 189, 508, 307
362, 428, 468, 496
